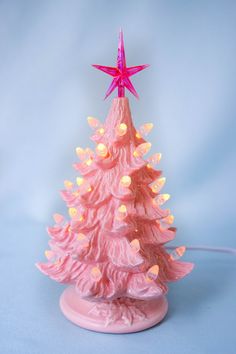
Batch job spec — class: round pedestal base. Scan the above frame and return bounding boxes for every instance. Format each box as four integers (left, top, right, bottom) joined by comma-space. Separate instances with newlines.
60, 286, 168, 333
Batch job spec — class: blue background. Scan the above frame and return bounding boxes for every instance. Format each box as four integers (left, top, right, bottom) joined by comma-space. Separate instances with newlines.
0, 1, 236, 353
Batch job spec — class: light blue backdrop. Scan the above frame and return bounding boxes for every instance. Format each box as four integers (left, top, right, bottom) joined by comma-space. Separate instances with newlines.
0, 1, 235, 354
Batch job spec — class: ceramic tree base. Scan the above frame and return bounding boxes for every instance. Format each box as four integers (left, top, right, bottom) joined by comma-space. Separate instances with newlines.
60, 286, 168, 333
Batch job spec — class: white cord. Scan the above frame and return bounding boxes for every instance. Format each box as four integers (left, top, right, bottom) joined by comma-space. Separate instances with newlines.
166, 245, 236, 255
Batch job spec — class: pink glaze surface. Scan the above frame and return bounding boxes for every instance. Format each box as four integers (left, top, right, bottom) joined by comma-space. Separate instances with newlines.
37, 97, 193, 332
60, 286, 168, 333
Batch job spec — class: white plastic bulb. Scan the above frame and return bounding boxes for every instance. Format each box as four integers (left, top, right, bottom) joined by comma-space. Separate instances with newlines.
133, 142, 151, 157
87, 116, 102, 129
120, 175, 132, 188
116, 123, 127, 136
130, 239, 140, 253
96, 143, 108, 157
170, 246, 186, 261
91, 267, 102, 281
146, 265, 159, 282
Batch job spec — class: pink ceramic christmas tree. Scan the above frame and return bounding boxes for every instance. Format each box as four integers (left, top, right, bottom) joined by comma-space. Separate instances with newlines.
37, 30, 193, 333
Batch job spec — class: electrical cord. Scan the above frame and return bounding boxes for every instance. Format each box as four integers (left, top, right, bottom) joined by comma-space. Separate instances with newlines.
166, 245, 236, 255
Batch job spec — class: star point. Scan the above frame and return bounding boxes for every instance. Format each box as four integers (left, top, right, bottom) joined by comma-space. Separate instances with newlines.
92, 30, 149, 99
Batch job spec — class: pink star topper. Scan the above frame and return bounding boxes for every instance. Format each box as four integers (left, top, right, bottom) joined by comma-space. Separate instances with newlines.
92, 30, 149, 99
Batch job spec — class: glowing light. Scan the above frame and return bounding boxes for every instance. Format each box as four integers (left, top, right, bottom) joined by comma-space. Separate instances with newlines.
77, 233, 86, 241
64, 180, 73, 190
96, 143, 108, 157
135, 132, 142, 139
76, 147, 84, 159
120, 175, 132, 188
156, 194, 170, 205
53, 213, 64, 224
163, 215, 175, 224
87, 116, 102, 129
76, 177, 84, 186
118, 205, 127, 213
146, 265, 159, 281
97, 127, 105, 135
139, 123, 153, 136
130, 239, 140, 253
77, 233, 89, 247
76, 147, 94, 161
45, 250, 55, 260
87, 185, 92, 192
170, 246, 186, 261
77, 177, 92, 194
85, 158, 93, 166
78, 215, 84, 222
117, 204, 127, 220
151, 177, 166, 193
68, 208, 78, 218
133, 142, 151, 157
91, 267, 102, 281
73, 191, 80, 197
147, 153, 162, 168
116, 123, 127, 136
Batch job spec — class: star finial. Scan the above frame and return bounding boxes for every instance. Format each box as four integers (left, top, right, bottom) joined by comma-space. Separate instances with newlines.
92, 29, 149, 99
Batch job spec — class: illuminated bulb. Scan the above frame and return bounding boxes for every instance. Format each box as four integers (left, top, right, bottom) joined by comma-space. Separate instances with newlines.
77, 233, 89, 247
97, 127, 105, 135
118, 205, 127, 213
139, 123, 153, 136
135, 132, 142, 139
117, 204, 127, 220
78, 215, 84, 222
73, 191, 80, 197
147, 153, 162, 168
146, 265, 159, 282
76, 147, 84, 159
151, 177, 166, 193
91, 267, 102, 281
53, 213, 64, 224
120, 175, 132, 188
77, 178, 92, 194
76, 177, 84, 186
163, 214, 174, 225
133, 142, 151, 157
130, 239, 140, 253
156, 194, 170, 205
116, 123, 127, 136
68, 207, 78, 218
87, 185, 92, 192
45, 250, 55, 260
85, 158, 93, 166
64, 180, 73, 189
96, 143, 108, 157
87, 116, 101, 129
76, 147, 93, 161
170, 246, 186, 261
77, 233, 86, 241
